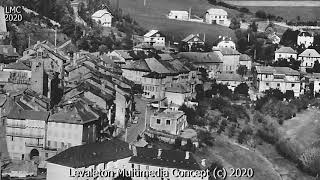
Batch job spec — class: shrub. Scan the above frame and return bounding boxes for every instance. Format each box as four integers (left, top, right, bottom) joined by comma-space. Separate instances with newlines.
276, 138, 303, 163
299, 147, 320, 175
198, 130, 215, 147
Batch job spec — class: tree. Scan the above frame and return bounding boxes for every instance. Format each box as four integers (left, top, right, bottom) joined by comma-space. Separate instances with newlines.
255, 10, 267, 19
229, 17, 241, 30
198, 130, 215, 147
237, 65, 248, 76
285, 90, 294, 100
312, 60, 320, 73
234, 83, 249, 96
174, 138, 182, 149
249, 21, 258, 32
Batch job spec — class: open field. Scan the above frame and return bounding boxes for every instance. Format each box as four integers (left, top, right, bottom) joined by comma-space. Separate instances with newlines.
280, 108, 320, 148
112, 0, 237, 42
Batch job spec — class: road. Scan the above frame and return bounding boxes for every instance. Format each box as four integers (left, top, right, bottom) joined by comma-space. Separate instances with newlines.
122, 95, 154, 143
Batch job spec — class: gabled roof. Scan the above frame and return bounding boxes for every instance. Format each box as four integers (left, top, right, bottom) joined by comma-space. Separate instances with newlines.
134, 43, 154, 50
219, 47, 240, 55
143, 72, 166, 79
145, 58, 173, 74
122, 60, 151, 72
216, 73, 244, 82
239, 54, 252, 61
206, 8, 227, 15
92, 9, 112, 18
7, 105, 50, 121
166, 83, 190, 93
256, 66, 300, 76
129, 147, 201, 170
169, 10, 189, 15
275, 47, 297, 54
112, 50, 133, 60
168, 59, 190, 73
181, 34, 204, 43
178, 52, 223, 63
298, 31, 313, 37
299, 49, 320, 58
47, 139, 132, 168
49, 99, 99, 124
144, 30, 162, 38
157, 53, 174, 61
3, 62, 31, 71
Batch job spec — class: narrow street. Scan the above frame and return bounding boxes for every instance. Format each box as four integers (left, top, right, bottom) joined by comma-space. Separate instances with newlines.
122, 95, 154, 143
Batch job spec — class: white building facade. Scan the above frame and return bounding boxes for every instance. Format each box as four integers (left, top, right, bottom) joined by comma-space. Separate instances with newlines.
168, 10, 189, 21
205, 8, 228, 25
91, 9, 113, 27
297, 31, 314, 48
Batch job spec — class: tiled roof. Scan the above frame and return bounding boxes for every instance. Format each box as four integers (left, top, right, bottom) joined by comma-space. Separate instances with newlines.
47, 139, 132, 168
142, 72, 166, 79
7, 105, 50, 121
239, 54, 252, 61
4, 62, 31, 71
0, 94, 7, 107
299, 49, 320, 58
144, 30, 160, 38
298, 31, 312, 37
219, 47, 240, 55
113, 50, 133, 60
145, 58, 173, 74
122, 60, 151, 72
129, 147, 201, 170
181, 34, 203, 43
92, 9, 112, 18
154, 109, 185, 119
206, 8, 227, 15
275, 47, 297, 54
216, 73, 244, 82
178, 52, 223, 63
256, 66, 300, 76
49, 99, 99, 124
134, 43, 154, 50
100, 54, 115, 65
168, 59, 190, 73
166, 83, 190, 93
157, 53, 174, 61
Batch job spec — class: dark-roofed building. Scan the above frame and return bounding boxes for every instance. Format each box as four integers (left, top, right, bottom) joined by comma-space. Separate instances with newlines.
165, 83, 191, 105
216, 73, 244, 91
129, 147, 207, 180
178, 52, 222, 78
109, 50, 133, 64
5, 104, 50, 160
275, 46, 297, 61
46, 139, 133, 180
254, 66, 301, 97
122, 60, 151, 84
298, 48, 320, 72
181, 34, 205, 51
214, 47, 241, 74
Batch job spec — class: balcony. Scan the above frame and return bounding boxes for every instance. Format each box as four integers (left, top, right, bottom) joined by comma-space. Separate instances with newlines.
6, 132, 44, 139
6, 123, 26, 129
25, 142, 43, 148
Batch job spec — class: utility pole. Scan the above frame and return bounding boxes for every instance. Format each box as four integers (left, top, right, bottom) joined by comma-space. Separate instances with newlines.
54, 28, 57, 52
144, 0, 146, 7
28, 35, 31, 48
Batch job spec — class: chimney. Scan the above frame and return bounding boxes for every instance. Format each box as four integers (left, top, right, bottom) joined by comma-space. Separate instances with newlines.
201, 159, 206, 167
222, 37, 225, 41
157, 149, 162, 159
185, 151, 190, 160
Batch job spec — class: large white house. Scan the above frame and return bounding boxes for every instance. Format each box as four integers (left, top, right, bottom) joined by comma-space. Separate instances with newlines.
298, 48, 320, 71
205, 8, 228, 25
168, 10, 189, 21
297, 31, 314, 48
254, 66, 301, 97
143, 30, 166, 47
91, 9, 113, 27
216, 37, 236, 49
274, 46, 297, 61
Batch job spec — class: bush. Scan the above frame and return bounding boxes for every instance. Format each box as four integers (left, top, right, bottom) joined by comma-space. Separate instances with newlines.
234, 83, 249, 96
299, 147, 320, 175
198, 130, 215, 147
255, 10, 267, 19
276, 138, 303, 163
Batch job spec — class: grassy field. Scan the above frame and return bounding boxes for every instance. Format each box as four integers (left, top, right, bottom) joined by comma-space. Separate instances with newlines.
112, 0, 238, 42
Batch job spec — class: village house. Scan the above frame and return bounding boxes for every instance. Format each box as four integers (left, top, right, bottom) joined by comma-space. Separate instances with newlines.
168, 10, 189, 21
215, 47, 241, 74
91, 9, 113, 27
181, 34, 205, 51
216, 36, 236, 49
142, 72, 167, 99
305, 73, 320, 95
46, 139, 132, 180
298, 48, 320, 71
275, 46, 297, 61
177, 52, 223, 78
165, 83, 191, 106
3, 62, 32, 79
143, 30, 166, 47
297, 31, 314, 48
121, 60, 151, 84
150, 109, 187, 135
108, 50, 133, 65
254, 66, 301, 97
216, 73, 244, 91
17, 89, 51, 111
239, 54, 252, 70
0, 45, 19, 64
129, 148, 208, 180
5, 105, 50, 161
205, 8, 228, 25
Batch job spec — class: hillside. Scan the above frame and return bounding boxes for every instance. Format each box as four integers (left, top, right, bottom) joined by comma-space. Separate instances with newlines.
113, 0, 238, 43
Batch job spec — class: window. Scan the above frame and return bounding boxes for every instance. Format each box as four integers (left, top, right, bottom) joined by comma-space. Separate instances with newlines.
166, 120, 171, 125
45, 153, 48, 158
156, 119, 161, 124
266, 83, 269, 86
61, 142, 65, 148
265, 74, 268, 78
292, 84, 295, 87
54, 141, 57, 148
132, 163, 134, 169
47, 140, 51, 147
277, 83, 280, 87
